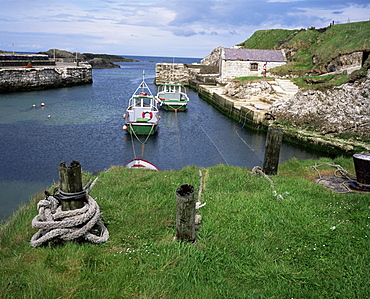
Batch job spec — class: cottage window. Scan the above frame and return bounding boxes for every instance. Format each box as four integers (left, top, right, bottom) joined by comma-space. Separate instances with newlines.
250, 63, 258, 70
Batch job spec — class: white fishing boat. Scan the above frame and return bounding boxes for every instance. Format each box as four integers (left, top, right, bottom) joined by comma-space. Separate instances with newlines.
156, 82, 189, 111
123, 73, 160, 135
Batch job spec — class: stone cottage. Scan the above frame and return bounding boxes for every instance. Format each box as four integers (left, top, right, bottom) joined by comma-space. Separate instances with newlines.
218, 48, 287, 81
155, 47, 288, 85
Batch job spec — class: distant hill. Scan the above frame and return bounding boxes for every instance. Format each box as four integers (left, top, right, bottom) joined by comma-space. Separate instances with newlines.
237, 20, 370, 77
37, 49, 138, 68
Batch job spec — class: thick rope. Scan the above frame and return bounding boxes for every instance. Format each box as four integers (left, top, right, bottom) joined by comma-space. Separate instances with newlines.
310, 163, 358, 191
30, 186, 109, 247
251, 166, 275, 189
195, 169, 206, 228
311, 163, 356, 182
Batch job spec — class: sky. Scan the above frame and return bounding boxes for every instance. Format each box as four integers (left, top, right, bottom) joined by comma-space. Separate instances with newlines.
1, 0, 369, 58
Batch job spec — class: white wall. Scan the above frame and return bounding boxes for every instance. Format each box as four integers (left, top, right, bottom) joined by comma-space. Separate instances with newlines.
220, 60, 286, 81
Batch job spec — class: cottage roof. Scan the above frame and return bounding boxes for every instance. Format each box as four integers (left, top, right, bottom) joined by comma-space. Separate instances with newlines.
224, 48, 285, 62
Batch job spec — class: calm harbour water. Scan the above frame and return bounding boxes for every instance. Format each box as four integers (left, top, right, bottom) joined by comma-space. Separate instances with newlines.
0, 56, 326, 221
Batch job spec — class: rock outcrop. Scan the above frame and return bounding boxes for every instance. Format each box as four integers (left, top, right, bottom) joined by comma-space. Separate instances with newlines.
224, 80, 274, 98
268, 71, 370, 138
200, 46, 223, 66
87, 58, 120, 69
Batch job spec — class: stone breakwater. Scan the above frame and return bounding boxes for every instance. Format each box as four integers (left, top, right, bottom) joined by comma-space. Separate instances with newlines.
0, 65, 92, 93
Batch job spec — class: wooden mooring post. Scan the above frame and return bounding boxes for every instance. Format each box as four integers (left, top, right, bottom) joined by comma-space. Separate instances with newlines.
175, 184, 196, 242
263, 126, 283, 175
58, 161, 86, 210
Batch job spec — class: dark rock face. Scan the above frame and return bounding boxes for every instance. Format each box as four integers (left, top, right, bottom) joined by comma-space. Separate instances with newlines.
326, 52, 363, 73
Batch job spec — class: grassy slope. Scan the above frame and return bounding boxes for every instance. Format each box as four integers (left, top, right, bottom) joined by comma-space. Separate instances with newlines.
238, 29, 300, 49
1, 158, 369, 298
238, 21, 370, 76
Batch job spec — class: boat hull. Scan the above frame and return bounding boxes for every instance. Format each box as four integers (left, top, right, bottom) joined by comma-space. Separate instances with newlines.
125, 123, 157, 135
125, 158, 158, 170
161, 101, 188, 111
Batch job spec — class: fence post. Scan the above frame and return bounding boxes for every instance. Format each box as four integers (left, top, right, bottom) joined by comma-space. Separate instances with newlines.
175, 184, 196, 242
263, 126, 283, 175
58, 161, 85, 210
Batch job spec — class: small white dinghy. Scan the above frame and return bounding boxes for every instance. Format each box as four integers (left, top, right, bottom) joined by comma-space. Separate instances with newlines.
125, 158, 159, 171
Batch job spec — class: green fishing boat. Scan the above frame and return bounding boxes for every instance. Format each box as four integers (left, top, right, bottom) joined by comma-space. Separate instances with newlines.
156, 82, 189, 111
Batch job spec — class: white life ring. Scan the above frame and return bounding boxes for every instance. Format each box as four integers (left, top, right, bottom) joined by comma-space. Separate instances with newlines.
142, 111, 153, 119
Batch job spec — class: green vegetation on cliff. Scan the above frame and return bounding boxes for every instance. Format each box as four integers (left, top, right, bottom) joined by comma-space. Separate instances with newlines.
1, 158, 369, 298
238, 28, 301, 49
238, 21, 370, 77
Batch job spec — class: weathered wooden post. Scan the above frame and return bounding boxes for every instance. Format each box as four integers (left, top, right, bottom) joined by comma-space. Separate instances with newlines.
175, 184, 196, 242
58, 161, 86, 210
263, 126, 283, 175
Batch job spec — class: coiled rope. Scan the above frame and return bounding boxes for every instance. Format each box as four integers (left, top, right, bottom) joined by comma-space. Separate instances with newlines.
310, 162, 358, 191
311, 163, 356, 182
30, 179, 109, 247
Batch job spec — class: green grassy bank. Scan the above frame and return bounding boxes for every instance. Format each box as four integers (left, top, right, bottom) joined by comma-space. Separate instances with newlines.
1, 157, 369, 298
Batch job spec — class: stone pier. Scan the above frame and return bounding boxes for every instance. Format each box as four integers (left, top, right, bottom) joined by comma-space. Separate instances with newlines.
0, 62, 93, 93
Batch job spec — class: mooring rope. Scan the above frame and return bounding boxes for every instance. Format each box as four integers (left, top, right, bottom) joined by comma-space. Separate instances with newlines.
128, 123, 156, 158
251, 166, 275, 189
165, 103, 186, 111
242, 109, 254, 129
130, 128, 137, 159
200, 126, 229, 165
195, 169, 206, 228
174, 110, 183, 169
30, 180, 109, 247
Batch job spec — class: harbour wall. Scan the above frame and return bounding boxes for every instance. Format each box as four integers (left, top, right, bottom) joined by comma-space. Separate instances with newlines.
194, 84, 370, 155
155, 63, 219, 85
0, 65, 93, 93
196, 85, 264, 128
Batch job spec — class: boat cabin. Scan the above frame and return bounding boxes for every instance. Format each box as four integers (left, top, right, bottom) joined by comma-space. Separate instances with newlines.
126, 93, 158, 123
157, 83, 188, 101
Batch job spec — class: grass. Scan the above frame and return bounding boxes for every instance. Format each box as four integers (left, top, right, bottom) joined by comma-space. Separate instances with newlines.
1, 158, 369, 298
234, 76, 275, 83
238, 29, 300, 49
292, 74, 350, 90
